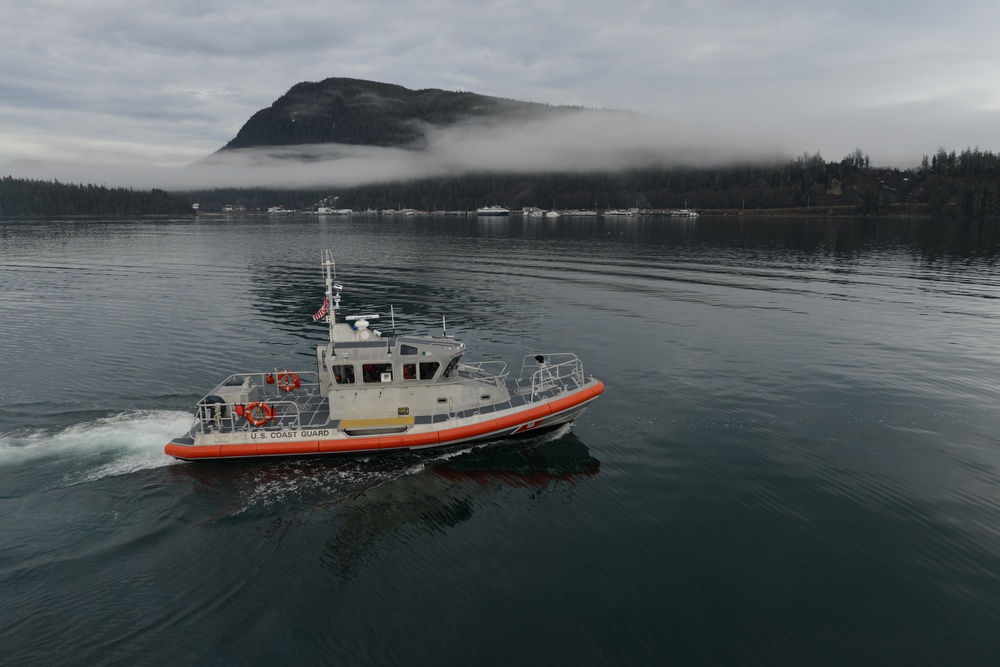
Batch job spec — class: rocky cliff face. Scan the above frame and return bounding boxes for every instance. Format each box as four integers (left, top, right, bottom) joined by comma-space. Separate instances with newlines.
221, 77, 569, 151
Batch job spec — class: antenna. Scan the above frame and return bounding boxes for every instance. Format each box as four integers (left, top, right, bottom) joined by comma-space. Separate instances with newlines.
390, 305, 396, 332
442, 315, 448, 338
321, 249, 341, 342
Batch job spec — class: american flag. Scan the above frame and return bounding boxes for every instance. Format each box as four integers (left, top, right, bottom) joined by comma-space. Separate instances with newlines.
312, 295, 329, 321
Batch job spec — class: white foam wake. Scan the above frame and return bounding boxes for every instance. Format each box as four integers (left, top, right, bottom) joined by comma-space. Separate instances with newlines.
0, 410, 192, 480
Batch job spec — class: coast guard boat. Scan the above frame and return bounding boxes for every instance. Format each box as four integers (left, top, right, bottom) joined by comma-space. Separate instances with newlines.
164, 251, 604, 460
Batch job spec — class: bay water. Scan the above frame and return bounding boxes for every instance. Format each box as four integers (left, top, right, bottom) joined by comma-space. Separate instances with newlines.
2, 214, 1000, 665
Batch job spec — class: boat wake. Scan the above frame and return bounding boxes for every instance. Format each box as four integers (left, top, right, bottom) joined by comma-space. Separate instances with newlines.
0, 410, 191, 481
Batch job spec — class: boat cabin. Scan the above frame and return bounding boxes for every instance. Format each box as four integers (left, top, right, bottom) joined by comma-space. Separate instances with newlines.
316, 328, 465, 398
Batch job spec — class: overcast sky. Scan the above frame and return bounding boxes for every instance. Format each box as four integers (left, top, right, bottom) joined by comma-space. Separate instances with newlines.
2, 0, 999, 186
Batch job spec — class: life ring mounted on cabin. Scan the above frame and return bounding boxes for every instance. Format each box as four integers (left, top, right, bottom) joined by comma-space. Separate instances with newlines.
245, 401, 275, 427
277, 370, 300, 392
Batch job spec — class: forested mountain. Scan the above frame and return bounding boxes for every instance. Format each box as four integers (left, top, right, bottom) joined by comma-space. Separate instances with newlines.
211, 78, 1000, 217
6, 147, 1000, 218
222, 77, 571, 150
182, 147, 1000, 218
0, 177, 192, 217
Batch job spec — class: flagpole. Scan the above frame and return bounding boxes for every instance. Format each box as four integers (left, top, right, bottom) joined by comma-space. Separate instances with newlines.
321, 249, 339, 344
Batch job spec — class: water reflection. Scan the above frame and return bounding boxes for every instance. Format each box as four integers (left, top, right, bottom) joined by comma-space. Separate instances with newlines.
317, 434, 599, 581
168, 432, 598, 517
241, 216, 1000, 336
241, 234, 552, 339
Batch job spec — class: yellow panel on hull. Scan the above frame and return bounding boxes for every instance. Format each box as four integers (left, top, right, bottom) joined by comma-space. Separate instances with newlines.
337, 416, 416, 429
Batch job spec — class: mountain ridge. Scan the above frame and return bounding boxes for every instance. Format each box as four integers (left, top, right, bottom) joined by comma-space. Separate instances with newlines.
221, 77, 582, 151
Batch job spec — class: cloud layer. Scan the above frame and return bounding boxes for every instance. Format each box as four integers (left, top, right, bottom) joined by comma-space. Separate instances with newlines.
4, 111, 789, 190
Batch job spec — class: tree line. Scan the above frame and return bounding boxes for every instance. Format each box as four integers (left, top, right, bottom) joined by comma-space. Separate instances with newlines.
5, 146, 1000, 218
185, 147, 1000, 218
0, 177, 192, 217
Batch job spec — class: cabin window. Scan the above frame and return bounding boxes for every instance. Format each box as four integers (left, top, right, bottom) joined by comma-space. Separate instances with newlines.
442, 354, 462, 378
363, 363, 393, 383
403, 361, 441, 381
332, 364, 355, 385
400, 344, 419, 356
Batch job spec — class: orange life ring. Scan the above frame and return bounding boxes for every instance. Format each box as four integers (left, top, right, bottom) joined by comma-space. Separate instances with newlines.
245, 401, 275, 427
277, 370, 300, 392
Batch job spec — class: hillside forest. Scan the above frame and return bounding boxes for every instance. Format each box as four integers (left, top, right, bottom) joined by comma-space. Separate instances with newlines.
3, 147, 1000, 218
186, 147, 1000, 218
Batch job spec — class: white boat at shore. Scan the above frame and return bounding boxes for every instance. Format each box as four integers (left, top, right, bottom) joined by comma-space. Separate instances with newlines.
669, 200, 699, 218
476, 206, 510, 216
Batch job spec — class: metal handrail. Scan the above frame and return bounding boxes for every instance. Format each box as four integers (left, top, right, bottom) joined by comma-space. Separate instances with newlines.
518, 353, 585, 398
208, 371, 321, 399
190, 370, 320, 436
458, 360, 510, 387
192, 396, 307, 436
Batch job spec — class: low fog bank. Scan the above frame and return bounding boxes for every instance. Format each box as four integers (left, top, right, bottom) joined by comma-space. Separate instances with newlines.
2, 111, 787, 191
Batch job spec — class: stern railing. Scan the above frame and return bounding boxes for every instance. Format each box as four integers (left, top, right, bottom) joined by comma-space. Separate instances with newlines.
190, 370, 320, 436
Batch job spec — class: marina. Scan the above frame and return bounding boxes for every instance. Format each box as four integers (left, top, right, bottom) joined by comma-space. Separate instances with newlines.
211, 203, 701, 218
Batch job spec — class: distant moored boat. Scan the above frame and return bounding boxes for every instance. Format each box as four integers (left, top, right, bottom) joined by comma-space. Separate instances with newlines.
476, 206, 510, 216
670, 200, 699, 218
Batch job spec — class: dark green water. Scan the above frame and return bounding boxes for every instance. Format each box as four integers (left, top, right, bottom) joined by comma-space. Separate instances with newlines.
2, 214, 1000, 665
